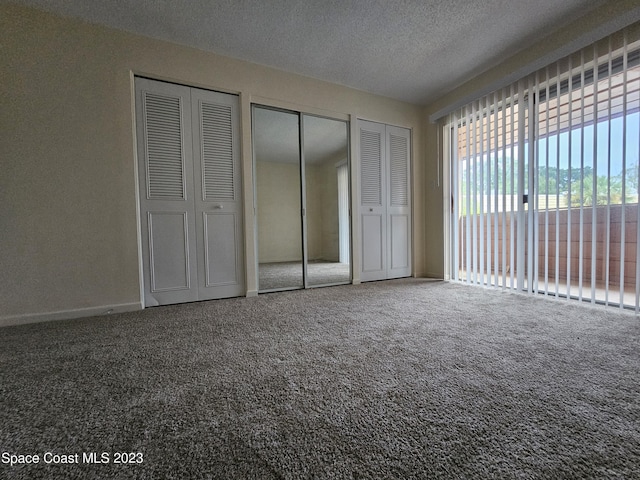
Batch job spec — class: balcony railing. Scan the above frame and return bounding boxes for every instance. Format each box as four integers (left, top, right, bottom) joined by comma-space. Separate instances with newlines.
457, 203, 638, 291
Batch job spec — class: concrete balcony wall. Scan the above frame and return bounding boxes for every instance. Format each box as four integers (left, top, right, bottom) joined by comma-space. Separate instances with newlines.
458, 203, 638, 287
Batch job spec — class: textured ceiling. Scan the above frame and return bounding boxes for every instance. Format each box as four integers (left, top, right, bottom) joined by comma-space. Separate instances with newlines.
13, 0, 607, 105
254, 108, 348, 165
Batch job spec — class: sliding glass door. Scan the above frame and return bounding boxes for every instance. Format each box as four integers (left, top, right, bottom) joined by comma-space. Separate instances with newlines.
448, 25, 640, 309
253, 106, 351, 292
450, 87, 527, 291
533, 36, 640, 307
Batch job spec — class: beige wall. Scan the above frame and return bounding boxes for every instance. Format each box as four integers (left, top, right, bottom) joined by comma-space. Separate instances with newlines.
256, 161, 341, 263
318, 160, 342, 262
256, 161, 302, 263
0, 4, 425, 324
421, 0, 640, 279
307, 160, 343, 263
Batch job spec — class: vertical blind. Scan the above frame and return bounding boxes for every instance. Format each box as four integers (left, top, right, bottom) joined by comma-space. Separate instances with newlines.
447, 23, 640, 310
337, 162, 350, 264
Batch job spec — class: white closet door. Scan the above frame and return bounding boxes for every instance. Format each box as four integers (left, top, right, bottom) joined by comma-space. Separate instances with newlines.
191, 88, 244, 300
359, 120, 387, 282
386, 125, 411, 279
136, 78, 198, 306
358, 120, 411, 282
136, 78, 244, 306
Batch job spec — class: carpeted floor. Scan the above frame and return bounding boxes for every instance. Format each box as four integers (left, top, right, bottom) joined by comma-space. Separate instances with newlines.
259, 261, 350, 290
1, 279, 639, 479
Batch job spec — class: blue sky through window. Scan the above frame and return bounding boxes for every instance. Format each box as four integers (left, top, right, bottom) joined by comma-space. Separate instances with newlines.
538, 112, 639, 178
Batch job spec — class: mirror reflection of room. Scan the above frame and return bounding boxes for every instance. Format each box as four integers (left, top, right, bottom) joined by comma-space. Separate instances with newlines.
303, 115, 350, 287
253, 106, 350, 291
254, 107, 303, 291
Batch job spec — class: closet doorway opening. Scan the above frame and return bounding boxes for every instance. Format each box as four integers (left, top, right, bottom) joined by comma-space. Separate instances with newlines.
252, 105, 351, 292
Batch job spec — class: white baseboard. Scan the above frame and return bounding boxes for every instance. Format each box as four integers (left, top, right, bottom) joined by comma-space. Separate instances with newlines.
0, 302, 142, 328
245, 290, 258, 298
421, 271, 445, 280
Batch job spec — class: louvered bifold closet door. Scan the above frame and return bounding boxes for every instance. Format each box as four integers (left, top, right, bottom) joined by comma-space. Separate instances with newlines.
191, 88, 244, 299
386, 125, 411, 278
136, 78, 244, 307
136, 78, 199, 306
359, 120, 412, 281
359, 120, 387, 281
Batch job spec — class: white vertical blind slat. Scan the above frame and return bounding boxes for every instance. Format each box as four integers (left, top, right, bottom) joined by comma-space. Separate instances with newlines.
620, 31, 629, 308
636, 53, 640, 312
472, 101, 478, 284
510, 83, 516, 290
566, 55, 574, 301
555, 61, 562, 298
529, 75, 538, 294
479, 97, 486, 286
501, 87, 508, 289
517, 80, 526, 291
591, 43, 599, 305
493, 91, 500, 287
452, 111, 460, 281
578, 50, 587, 302
605, 37, 613, 307
465, 105, 472, 284
543, 66, 551, 296
337, 163, 350, 264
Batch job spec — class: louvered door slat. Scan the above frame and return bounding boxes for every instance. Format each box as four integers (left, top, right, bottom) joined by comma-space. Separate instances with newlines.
389, 133, 408, 206
360, 129, 382, 206
200, 102, 234, 201
144, 92, 185, 199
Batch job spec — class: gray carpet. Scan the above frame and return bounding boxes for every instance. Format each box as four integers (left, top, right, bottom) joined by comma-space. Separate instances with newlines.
259, 261, 350, 291
1, 279, 639, 479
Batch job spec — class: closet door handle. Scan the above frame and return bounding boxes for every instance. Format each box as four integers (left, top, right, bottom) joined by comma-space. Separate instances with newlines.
212, 204, 224, 210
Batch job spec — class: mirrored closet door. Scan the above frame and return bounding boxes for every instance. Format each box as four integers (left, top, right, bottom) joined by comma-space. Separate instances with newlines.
253, 107, 304, 290
253, 106, 350, 292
